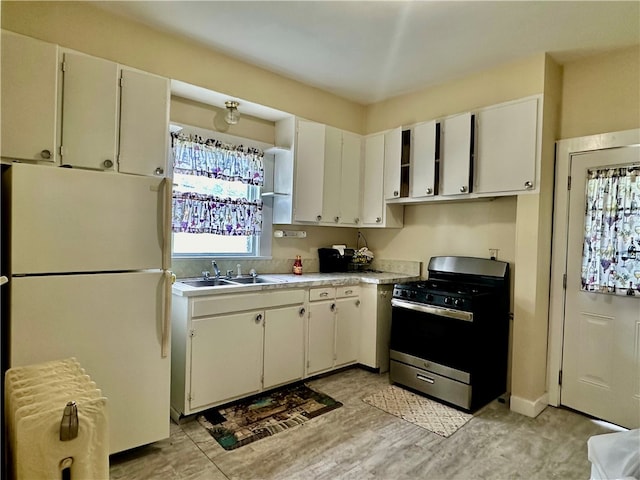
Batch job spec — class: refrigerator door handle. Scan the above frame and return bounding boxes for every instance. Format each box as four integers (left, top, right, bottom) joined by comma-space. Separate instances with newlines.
162, 178, 172, 271
162, 270, 173, 358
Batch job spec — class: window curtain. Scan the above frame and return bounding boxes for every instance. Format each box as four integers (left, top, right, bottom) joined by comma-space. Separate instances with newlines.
171, 133, 264, 235
581, 166, 640, 295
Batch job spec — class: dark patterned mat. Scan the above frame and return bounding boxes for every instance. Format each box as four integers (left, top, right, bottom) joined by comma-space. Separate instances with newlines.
197, 383, 342, 450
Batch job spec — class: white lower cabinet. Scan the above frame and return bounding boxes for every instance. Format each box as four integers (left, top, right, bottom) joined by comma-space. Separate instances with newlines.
171, 289, 305, 418
307, 286, 360, 376
190, 310, 264, 410
263, 305, 306, 389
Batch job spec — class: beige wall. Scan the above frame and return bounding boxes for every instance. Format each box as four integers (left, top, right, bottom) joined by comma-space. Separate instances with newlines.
560, 45, 640, 139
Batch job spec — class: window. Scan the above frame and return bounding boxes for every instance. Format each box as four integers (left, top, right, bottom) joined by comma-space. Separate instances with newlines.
170, 127, 271, 258
581, 165, 640, 294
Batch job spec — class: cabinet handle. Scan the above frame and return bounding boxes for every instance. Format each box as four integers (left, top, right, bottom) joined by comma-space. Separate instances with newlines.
155, 167, 164, 175
316, 215, 322, 221
103, 159, 114, 169
40, 149, 51, 159
524, 181, 533, 189
393, 190, 399, 197
355, 299, 361, 307
334, 216, 339, 223
345, 289, 353, 295
330, 303, 336, 312
299, 307, 306, 317
459, 186, 467, 193
320, 292, 329, 298
354, 218, 359, 224
426, 187, 432, 195
255, 313, 263, 324
376, 217, 382, 223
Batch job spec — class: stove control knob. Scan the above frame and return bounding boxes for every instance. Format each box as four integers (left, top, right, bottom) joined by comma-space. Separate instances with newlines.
426, 294, 434, 302
401, 290, 408, 298
409, 291, 417, 299
454, 298, 464, 308
444, 297, 453, 305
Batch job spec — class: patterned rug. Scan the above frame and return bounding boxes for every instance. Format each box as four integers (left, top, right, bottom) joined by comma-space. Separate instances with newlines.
362, 385, 473, 437
197, 383, 342, 450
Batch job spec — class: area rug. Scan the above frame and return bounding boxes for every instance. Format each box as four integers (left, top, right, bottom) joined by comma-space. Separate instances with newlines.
197, 383, 342, 450
362, 385, 473, 437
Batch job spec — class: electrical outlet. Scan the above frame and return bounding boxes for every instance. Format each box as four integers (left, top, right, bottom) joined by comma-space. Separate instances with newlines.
489, 249, 499, 260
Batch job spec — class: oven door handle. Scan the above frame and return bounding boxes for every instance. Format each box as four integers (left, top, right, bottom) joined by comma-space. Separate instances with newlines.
391, 298, 473, 322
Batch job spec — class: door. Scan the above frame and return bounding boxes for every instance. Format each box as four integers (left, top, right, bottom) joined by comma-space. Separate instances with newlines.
10, 164, 165, 274
1, 31, 58, 162
362, 133, 385, 225
335, 296, 360, 366
118, 69, 169, 177
339, 131, 362, 225
307, 301, 336, 375
322, 126, 342, 223
410, 121, 437, 198
263, 305, 305, 389
61, 52, 119, 170
190, 311, 263, 409
562, 146, 640, 428
294, 119, 325, 222
10, 271, 169, 454
440, 113, 473, 196
383, 127, 402, 200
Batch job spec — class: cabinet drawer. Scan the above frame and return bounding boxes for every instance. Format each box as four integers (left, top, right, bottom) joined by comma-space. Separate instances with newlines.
192, 289, 305, 317
309, 287, 334, 302
336, 286, 359, 298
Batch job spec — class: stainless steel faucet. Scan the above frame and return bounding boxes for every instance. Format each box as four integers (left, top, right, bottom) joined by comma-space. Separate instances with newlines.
211, 260, 221, 278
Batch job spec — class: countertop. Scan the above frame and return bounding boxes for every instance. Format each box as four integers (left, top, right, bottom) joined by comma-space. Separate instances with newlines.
172, 271, 420, 297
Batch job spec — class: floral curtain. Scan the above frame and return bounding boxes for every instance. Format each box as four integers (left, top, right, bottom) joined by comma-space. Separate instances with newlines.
581, 166, 640, 295
171, 133, 264, 236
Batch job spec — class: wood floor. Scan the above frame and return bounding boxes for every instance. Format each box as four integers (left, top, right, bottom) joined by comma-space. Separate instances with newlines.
110, 367, 615, 479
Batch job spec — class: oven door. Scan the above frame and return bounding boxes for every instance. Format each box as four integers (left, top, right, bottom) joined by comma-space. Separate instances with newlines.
390, 298, 475, 375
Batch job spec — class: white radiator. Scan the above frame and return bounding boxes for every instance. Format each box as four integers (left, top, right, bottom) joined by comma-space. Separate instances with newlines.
4, 358, 109, 479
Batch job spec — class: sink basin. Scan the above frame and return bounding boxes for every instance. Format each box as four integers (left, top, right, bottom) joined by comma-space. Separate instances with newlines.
229, 276, 274, 285
181, 279, 236, 287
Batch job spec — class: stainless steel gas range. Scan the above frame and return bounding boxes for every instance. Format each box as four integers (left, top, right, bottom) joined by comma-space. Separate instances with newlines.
389, 256, 510, 411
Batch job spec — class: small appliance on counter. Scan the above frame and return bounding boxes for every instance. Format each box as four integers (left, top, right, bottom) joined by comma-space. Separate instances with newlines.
318, 246, 354, 273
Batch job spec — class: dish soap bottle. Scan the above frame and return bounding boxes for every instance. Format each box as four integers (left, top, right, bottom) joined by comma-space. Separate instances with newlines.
293, 255, 303, 275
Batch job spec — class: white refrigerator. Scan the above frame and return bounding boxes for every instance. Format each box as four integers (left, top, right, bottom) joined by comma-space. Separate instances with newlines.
5, 163, 172, 454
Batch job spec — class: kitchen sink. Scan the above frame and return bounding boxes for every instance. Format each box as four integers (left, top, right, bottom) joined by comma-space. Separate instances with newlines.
181, 279, 236, 287
228, 276, 275, 284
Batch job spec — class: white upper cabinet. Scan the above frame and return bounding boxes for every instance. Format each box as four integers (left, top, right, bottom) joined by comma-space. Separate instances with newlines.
294, 119, 325, 222
118, 69, 170, 176
339, 131, 362, 225
440, 112, 473, 196
60, 51, 119, 171
321, 127, 362, 226
1, 31, 59, 163
410, 120, 438, 198
362, 132, 404, 228
383, 127, 402, 200
474, 96, 540, 194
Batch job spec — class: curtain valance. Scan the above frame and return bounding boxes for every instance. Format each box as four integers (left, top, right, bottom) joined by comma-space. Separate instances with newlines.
172, 192, 262, 236
172, 133, 264, 186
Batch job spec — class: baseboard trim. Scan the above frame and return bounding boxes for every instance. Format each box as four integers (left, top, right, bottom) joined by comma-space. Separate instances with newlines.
510, 392, 549, 418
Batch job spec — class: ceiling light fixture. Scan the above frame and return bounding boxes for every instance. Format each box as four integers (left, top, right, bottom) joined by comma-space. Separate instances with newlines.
224, 100, 240, 125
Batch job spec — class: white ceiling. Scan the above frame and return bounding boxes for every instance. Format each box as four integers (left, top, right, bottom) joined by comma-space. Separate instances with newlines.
95, 1, 639, 108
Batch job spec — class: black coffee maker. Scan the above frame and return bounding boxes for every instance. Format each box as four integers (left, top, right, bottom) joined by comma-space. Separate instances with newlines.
318, 247, 355, 273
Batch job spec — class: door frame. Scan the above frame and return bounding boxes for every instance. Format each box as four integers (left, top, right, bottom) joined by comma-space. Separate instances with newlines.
547, 128, 640, 407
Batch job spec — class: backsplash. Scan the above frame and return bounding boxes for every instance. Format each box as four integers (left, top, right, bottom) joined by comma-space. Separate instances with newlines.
172, 258, 421, 279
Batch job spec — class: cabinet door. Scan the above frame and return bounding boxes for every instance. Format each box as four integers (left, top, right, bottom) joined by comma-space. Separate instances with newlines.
383, 127, 402, 200
339, 131, 362, 225
410, 121, 437, 198
294, 120, 325, 222
190, 311, 263, 410
362, 133, 385, 226
335, 296, 361, 367
1, 31, 58, 163
263, 305, 305, 389
322, 126, 342, 224
118, 69, 170, 177
61, 52, 119, 170
475, 97, 538, 194
307, 301, 336, 375
440, 113, 473, 196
